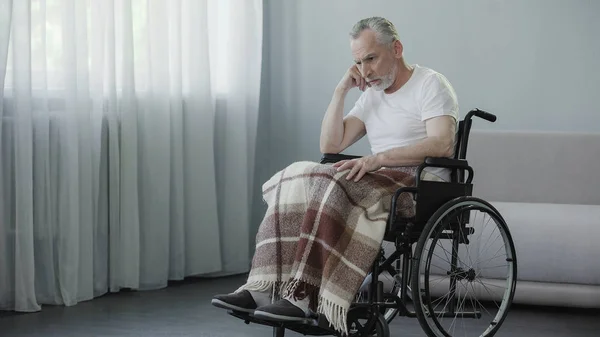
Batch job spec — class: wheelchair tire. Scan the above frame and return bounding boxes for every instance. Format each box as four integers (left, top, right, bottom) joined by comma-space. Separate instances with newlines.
370, 313, 390, 337
411, 197, 517, 337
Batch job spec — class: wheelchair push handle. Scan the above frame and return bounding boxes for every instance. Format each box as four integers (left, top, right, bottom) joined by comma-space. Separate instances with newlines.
470, 108, 497, 123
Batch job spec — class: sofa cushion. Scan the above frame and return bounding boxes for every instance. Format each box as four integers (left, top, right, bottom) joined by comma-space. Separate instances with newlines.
482, 201, 600, 285
467, 130, 600, 205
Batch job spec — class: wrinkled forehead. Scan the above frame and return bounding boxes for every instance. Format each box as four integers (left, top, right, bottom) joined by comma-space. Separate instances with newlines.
350, 30, 380, 61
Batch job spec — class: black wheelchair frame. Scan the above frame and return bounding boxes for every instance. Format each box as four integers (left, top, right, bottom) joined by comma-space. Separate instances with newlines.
228, 109, 517, 337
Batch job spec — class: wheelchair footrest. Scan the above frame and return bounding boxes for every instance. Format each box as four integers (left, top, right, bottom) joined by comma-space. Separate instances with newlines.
227, 310, 336, 336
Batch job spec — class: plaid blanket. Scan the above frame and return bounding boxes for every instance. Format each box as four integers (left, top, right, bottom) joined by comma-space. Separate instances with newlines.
236, 161, 435, 334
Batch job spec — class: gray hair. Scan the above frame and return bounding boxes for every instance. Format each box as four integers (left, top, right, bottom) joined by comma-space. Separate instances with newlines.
349, 17, 400, 47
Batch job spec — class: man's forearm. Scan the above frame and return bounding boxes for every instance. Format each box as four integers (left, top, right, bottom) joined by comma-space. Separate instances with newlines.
319, 88, 347, 153
375, 136, 454, 167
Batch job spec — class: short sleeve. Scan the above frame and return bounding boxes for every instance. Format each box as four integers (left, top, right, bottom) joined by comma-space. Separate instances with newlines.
345, 90, 370, 122
419, 73, 459, 122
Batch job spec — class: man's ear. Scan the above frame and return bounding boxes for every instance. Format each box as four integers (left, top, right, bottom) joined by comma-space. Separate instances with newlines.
393, 40, 403, 58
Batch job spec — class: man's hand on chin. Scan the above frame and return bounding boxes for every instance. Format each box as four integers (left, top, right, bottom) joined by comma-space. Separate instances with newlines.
332, 154, 382, 182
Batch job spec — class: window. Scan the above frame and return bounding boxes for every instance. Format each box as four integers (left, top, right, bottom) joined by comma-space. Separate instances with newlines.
4, 0, 232, 97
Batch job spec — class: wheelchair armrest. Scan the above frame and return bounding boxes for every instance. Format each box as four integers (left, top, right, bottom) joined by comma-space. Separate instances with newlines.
320, 153, 363, 164
417, 157, 474, 184
424, 157, 468, 169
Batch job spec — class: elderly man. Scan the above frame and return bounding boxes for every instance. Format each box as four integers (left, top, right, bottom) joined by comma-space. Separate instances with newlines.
212, 17, 458, 334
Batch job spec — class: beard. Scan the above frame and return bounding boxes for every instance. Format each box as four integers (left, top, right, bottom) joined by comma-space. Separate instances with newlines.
368, 63, 398, 91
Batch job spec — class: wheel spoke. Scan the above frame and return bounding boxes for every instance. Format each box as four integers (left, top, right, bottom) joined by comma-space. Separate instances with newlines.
449, 281, 471, 334
476, 280, 502, 316
431, 287, 454, 309
432, 243, 467, 270
480, 264, 509, 270
477, 279, 508, 291
468, 281, 479, 330
468, 281, 494, 318
479, 216, 497, 254
474, 244, 507, 266
437, 238, 454, 267
436, 288, 454, 322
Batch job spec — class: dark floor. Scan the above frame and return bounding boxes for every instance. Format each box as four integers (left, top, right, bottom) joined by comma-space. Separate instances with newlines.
1, 274, 598, 337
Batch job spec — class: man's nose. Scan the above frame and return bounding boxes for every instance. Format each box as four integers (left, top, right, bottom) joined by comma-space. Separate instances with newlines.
361, 64, 372, 78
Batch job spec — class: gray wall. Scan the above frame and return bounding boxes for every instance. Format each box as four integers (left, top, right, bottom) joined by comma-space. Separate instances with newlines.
251, 0, 600, 235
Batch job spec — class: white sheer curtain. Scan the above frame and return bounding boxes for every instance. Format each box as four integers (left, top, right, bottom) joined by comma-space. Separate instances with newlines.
0, 0, 262, 312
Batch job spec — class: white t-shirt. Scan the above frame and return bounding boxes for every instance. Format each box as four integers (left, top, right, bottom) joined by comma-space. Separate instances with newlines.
345, 64, 459, 181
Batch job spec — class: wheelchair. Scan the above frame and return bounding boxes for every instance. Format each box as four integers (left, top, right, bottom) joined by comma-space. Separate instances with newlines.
228, 108, 518, 337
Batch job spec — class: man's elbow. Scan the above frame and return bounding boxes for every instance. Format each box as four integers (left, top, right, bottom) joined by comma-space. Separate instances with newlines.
320, 138, 342, 153
440, 147, 454, 158
320, 144, 340, 154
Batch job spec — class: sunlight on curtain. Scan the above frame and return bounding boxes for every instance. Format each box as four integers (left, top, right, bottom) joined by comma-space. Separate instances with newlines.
0, 0, 262, 312
3, 0, 234, 95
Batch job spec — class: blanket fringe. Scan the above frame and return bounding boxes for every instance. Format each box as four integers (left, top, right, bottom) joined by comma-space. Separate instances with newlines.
284, 279, 349, 334
282, 278, 320, 312
317, 296, 348, 336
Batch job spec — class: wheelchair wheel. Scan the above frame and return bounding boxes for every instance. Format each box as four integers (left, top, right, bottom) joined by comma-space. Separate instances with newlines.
411, 197, 517, 337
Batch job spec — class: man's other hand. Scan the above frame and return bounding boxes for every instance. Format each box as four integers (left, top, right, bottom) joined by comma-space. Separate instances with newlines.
332, 154, 382, 182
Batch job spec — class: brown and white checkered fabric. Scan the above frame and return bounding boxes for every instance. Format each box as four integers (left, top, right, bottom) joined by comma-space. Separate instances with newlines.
237, 161, 437, 334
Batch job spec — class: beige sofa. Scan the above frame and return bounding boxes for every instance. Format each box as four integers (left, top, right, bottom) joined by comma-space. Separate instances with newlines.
466, 130, 600, 308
